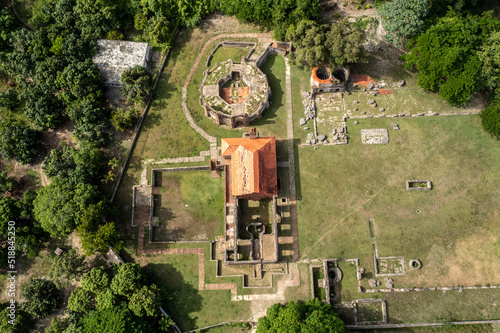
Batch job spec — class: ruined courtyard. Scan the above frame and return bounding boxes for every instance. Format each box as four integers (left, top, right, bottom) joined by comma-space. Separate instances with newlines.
111, 17, 500, 331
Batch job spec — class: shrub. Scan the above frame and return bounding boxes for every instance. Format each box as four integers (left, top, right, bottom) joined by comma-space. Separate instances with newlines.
0, 121, 40, 164
356, 5, 361, 9
480, 98, 500, 138
21, 278, 61, 319
106, 30, 124, 40
111, 107, 140, 132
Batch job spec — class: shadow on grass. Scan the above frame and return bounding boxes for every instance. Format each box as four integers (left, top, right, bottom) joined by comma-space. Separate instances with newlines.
143, 263, 203, 330
293, 138, 302, 200
252, 55, 284, 127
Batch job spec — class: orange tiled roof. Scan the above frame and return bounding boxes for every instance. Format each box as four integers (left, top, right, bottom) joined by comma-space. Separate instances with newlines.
221, 137, 277, 197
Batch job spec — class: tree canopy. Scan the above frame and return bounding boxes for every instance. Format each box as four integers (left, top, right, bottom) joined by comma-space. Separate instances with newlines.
42, 145, 106, 185
0, 121, 40, 164
110, 263, 143, 297
33, 179, 101, 238
378, 0, 430, 47
21, 278, 61, 319
286, 19, 365, 70
480, 98, 500, 138
128, 284, 161, 317
257, 299, 346, 333
404, 10, 500, 105
479, 31, 500, 96
81, 267, 110, 294
121, 66, 152, 106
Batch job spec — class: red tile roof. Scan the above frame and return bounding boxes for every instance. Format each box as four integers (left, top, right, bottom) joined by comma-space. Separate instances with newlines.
221, 137, 277, 198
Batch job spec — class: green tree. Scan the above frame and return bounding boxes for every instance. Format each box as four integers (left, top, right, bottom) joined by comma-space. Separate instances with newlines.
83, 222, 122, 254
68, 287, 94, 313
0, 89, 20, 112
480, 98, 500, 138
159, 315, 175, 331
81, 267, 110, 294
110, 263, 143, 297
75, 0, 121, 39
287, 19, 365, 69
42, 145, 106, 185
0, 196, 17, 238
21, 278, 61, 319
479, 31, 500, 96
404, 10, 500, 105
56, 59, 103, 104
257, 299, 346, 333
45, 317, 69, 333
79, 305, 129, 333
286, 20, 328, 69
95, 289, 115, 310
0, 9, 16, 49
0, 307, 31, 333
0, 171, 15, 193
325, 18, 366, 67
0, 121, 40, 164
33, 179, 101, 238
120, 67, 151, 106
128, 284, 161, 317
24, 94, 64, 130
49, 249, 87, 281
377, 0, 429, 47
110, 107, 140, 132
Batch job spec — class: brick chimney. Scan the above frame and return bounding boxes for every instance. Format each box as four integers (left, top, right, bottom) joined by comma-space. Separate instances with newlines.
249, 128, 257, 140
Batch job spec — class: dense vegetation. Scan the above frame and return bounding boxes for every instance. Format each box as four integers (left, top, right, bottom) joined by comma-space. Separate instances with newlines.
286, 19, 365, 70
257, 299, 346, 333
0, 0, 499, 331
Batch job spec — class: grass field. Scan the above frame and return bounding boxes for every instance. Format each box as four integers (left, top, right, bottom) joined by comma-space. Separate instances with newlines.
137, 252, 251, 331
152, 170, 224, 241
297, 115, 500, 289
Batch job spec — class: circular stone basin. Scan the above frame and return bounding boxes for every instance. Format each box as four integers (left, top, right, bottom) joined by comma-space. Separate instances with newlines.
409, 259, 422, 270
315, 66, 331, 81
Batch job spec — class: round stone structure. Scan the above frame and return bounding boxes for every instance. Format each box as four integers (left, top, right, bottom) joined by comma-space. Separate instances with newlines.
200, 59, 271, 128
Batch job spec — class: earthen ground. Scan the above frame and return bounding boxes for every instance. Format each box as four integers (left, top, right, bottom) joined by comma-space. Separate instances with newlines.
220, 86, 251, 104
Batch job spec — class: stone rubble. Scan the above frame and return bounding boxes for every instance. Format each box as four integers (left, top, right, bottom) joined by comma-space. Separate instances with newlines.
302, 91, 316, 121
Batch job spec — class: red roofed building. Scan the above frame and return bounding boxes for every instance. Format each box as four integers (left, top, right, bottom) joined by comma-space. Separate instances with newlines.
221, 134, 278, 201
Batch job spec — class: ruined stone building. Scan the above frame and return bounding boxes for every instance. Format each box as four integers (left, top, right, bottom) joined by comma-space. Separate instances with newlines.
92, 39, 151, 86
311, 66, 349, 94
221, 130, 279, 265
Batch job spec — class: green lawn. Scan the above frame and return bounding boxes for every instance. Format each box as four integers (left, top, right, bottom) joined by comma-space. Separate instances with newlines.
138, 252, 251, 331
209, 46, 252, 67
297, 115, 500, 289
152, 170, 224, 241
187, 41, 288, 142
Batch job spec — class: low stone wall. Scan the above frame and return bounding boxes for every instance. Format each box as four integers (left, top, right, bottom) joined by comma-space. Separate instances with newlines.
406, 180, 432, 191
222, 41, 256, 48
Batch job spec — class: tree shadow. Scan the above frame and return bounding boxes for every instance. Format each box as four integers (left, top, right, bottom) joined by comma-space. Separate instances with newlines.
252, 54, 284, 127
142, 263, 203, 330
141, 111, 163, 131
